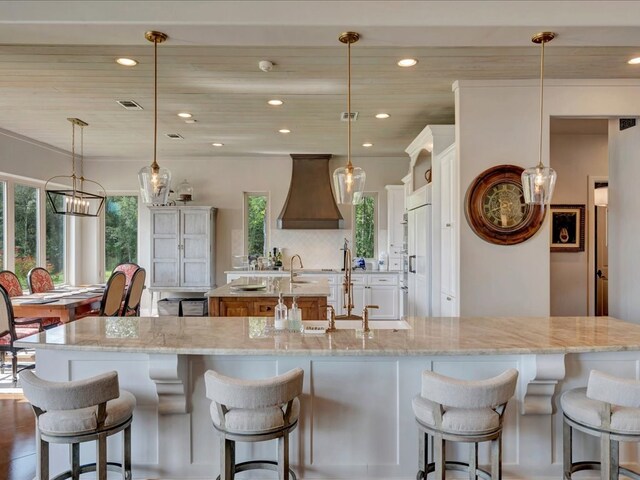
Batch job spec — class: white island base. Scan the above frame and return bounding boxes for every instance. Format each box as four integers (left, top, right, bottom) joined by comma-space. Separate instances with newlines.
20, 316, 640, 479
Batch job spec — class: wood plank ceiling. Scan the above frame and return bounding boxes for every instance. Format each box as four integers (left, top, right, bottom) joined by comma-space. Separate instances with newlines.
0, 44, 638, 161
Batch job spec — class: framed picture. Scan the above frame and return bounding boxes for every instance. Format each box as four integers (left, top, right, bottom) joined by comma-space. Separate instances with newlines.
550, 204, 585, 252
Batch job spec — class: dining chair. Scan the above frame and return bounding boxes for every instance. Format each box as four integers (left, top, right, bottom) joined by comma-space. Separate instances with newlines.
0, 270, 60, 329
122, 268, 145, 316
76, 272, 127, 320
0, 284, 43, 383
113, 262, 141, 286
27, 267, 54, 294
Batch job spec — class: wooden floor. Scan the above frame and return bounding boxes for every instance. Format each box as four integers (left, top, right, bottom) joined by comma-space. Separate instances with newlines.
0, 393, 36, 480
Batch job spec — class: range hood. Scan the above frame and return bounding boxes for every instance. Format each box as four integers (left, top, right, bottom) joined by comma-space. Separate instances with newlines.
277, 154, 344, 229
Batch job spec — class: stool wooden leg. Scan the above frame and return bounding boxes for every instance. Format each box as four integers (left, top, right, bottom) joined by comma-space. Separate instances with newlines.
220, 438, 234, 480
123, 424, 132, 479
70, 443, 80, 480
38, 438, 49, 480
600, 433, 611, 480
469, 442, 478, 480
278, 432, 290, 480
610, 439, 620, 480
96, 433, 107, 480
491, 435, 502, 480
11, 354, 17, 383
418, 430, 429, 476
563, 420, 572, 480
434, 434, 445, 480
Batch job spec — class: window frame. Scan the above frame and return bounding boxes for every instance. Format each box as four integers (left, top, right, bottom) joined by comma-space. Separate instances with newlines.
352, 191, 378, 260
243, 192, 270, 257
99, 190, 140, 281
0, 173, 70, 287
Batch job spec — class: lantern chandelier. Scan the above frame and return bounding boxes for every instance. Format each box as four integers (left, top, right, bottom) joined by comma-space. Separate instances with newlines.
45, 118, 105, 217
333, 31, 366, 205
522, 32, 558, 206
138, 30, 172, 205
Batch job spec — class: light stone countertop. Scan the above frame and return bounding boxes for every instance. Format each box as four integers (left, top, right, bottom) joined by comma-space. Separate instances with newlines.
225, 269, 400, 275
16, 316, 640, 356
206, 277, 330, 297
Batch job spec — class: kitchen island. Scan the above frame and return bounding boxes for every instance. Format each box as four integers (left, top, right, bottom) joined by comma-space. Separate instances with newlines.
17, 315, 640, 479
206, 276, 330, 319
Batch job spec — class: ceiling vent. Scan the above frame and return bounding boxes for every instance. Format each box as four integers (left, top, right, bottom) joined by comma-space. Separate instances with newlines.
116, 100, 143, 110
165, 133, 184, 139
340, 112, 359, 121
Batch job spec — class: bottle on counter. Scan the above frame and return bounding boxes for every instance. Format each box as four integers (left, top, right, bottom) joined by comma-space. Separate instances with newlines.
288, 296, 303, 333
275, 293, 288, 331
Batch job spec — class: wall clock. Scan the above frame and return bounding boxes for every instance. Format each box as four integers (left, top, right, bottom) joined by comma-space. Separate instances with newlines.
464, 164, 545, 245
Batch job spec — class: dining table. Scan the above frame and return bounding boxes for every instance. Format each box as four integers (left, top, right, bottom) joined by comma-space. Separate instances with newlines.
11, 286, 105, 324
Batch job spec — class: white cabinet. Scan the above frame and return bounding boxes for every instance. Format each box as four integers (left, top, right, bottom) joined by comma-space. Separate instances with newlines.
438, 144, 459, 315
385, 185, 405, 269
150, 206, 217, 289
408, 202, 431, 317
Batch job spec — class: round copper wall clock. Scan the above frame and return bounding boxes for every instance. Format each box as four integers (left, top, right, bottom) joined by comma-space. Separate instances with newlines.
464, 164, 545, 245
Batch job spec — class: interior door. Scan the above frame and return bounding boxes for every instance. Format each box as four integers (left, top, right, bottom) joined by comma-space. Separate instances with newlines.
596, 204, 609, 316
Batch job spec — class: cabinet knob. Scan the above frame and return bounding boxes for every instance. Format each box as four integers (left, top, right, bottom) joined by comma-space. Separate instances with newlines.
445, 223, 452, 227
446, 296, 452, 301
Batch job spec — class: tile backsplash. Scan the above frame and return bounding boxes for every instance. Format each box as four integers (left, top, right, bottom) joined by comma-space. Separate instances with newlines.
270, 229, 353, 269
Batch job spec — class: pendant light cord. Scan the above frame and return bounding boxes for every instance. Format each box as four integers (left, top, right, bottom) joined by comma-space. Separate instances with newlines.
347, 38, 352, 169
537, 39, 545, 169
153, 37, 158, 171
71, 121, 76, 177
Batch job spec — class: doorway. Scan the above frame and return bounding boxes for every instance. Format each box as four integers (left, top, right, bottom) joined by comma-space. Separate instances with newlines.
594, 180, 608, 315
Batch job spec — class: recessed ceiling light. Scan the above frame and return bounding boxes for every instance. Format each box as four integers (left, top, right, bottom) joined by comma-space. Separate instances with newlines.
177, 112, 192, 118
375, 113, 390, 119
212, 142, 224, 147
362, 142, 373, 147
268, 99, 284, 106
628, 57, 640, 65
116, 58, 138, 67
279, 129, 291, 134
397, 58, 418, 67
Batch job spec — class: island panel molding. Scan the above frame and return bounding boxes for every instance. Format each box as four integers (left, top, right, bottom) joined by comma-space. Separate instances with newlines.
520, 353, 566, 415
149, 353, 189, 414
465, 164, 546, 245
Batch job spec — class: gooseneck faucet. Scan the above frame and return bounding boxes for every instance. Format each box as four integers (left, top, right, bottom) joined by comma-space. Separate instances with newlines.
362, 305, 379, 333
336, 246, 362, 320
290, 254, 304, 283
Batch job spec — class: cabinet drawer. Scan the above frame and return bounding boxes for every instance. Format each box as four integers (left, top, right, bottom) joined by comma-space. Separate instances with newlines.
388, 258, 402, 271
369, 275, 398, 286
253, 300, 277, 316
349, 275, 366, 285
389, 246, 404, 256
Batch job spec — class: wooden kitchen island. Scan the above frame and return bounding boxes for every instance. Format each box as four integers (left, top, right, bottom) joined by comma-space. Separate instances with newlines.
16, 315, 640, 479
206, 276, 330, 319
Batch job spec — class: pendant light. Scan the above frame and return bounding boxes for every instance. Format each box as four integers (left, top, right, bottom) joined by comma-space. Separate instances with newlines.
45, 118, 105, 217
138, 31, 172, 205
333, 32, 366, 205
522, 32, 557, 205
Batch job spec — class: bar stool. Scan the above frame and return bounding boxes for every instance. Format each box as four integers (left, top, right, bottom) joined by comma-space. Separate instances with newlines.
205, 368, 303, 480
413, 368, 518, 480
21, 370, 136, 480
562, 370, 640, 480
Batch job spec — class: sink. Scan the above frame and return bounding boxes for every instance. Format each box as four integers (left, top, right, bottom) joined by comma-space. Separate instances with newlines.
303, 320, 411, 330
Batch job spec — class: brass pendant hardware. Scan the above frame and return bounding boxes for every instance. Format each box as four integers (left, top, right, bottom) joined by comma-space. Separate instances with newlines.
531, 32, 556, 44
338, 32, 360, 45
145, 31, 168, 44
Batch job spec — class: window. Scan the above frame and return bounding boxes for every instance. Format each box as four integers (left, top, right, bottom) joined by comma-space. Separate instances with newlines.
46, 199, 65, 284
0, 181, 5, 270
353, 193, 377, 259
245, 193, 268, 258
14, 184, 39, 288
104, 195, 138, 280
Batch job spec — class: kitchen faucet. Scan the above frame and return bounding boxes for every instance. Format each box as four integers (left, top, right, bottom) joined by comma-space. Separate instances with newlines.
362, 305, 379, 333
290, 254, 304, 283
335, 246, 362, 320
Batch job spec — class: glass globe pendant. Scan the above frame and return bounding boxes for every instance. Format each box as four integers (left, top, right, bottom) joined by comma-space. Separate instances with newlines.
333, 32, 366, 205
522, 32, 557, 206
138, 31, 172, 205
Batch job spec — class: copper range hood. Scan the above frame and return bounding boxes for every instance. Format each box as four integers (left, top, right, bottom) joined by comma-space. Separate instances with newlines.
277, 154, 344, 229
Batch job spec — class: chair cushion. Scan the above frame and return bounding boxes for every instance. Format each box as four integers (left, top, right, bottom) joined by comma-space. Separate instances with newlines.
0, 326, 40, 345
412, 395, 500, 435
210, 397, 300, 434
562, 387, 640, 434
38, 390, 136, 436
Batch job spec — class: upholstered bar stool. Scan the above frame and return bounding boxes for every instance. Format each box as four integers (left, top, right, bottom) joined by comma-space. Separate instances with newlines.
562, 370, 640, 480
413, 368, 518, 480
205, 368, 304, 480
21, 370, 136, 480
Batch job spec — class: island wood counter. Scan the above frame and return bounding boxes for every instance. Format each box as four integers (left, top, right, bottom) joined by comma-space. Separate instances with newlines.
17, 315, 640, 479
206, 276, 330, 319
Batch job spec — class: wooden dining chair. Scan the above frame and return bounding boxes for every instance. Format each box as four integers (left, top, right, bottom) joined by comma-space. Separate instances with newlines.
113, 263, 141, 286
27, 267, 54, 294
0, 270, 60, 329
100, 272, 127, 316
122, 268, 145, 316
0, 285, 43, 383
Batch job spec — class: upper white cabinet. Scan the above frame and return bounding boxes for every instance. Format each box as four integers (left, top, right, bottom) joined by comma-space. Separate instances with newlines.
438, 144, 459, 312
385, 185, 405, 270
150, 206, 217, 289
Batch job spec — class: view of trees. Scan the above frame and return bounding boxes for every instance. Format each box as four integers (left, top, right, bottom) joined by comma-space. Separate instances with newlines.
354, 195, 375, 259
0, 182, 4, 271
247, 194, 267, 257
105, 196, 138, 279
46, 198, 65, 284
14, 184, 39, 287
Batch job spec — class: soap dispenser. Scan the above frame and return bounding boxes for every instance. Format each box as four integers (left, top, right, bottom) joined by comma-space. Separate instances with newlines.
288, 296, 303, 333
275, 293, 288, 331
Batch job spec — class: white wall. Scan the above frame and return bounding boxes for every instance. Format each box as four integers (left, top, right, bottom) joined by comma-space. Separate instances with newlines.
549, 128, 608, 316
454, 79, 640, 318
0, 128, 71, 181
84, 155, 408, 287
